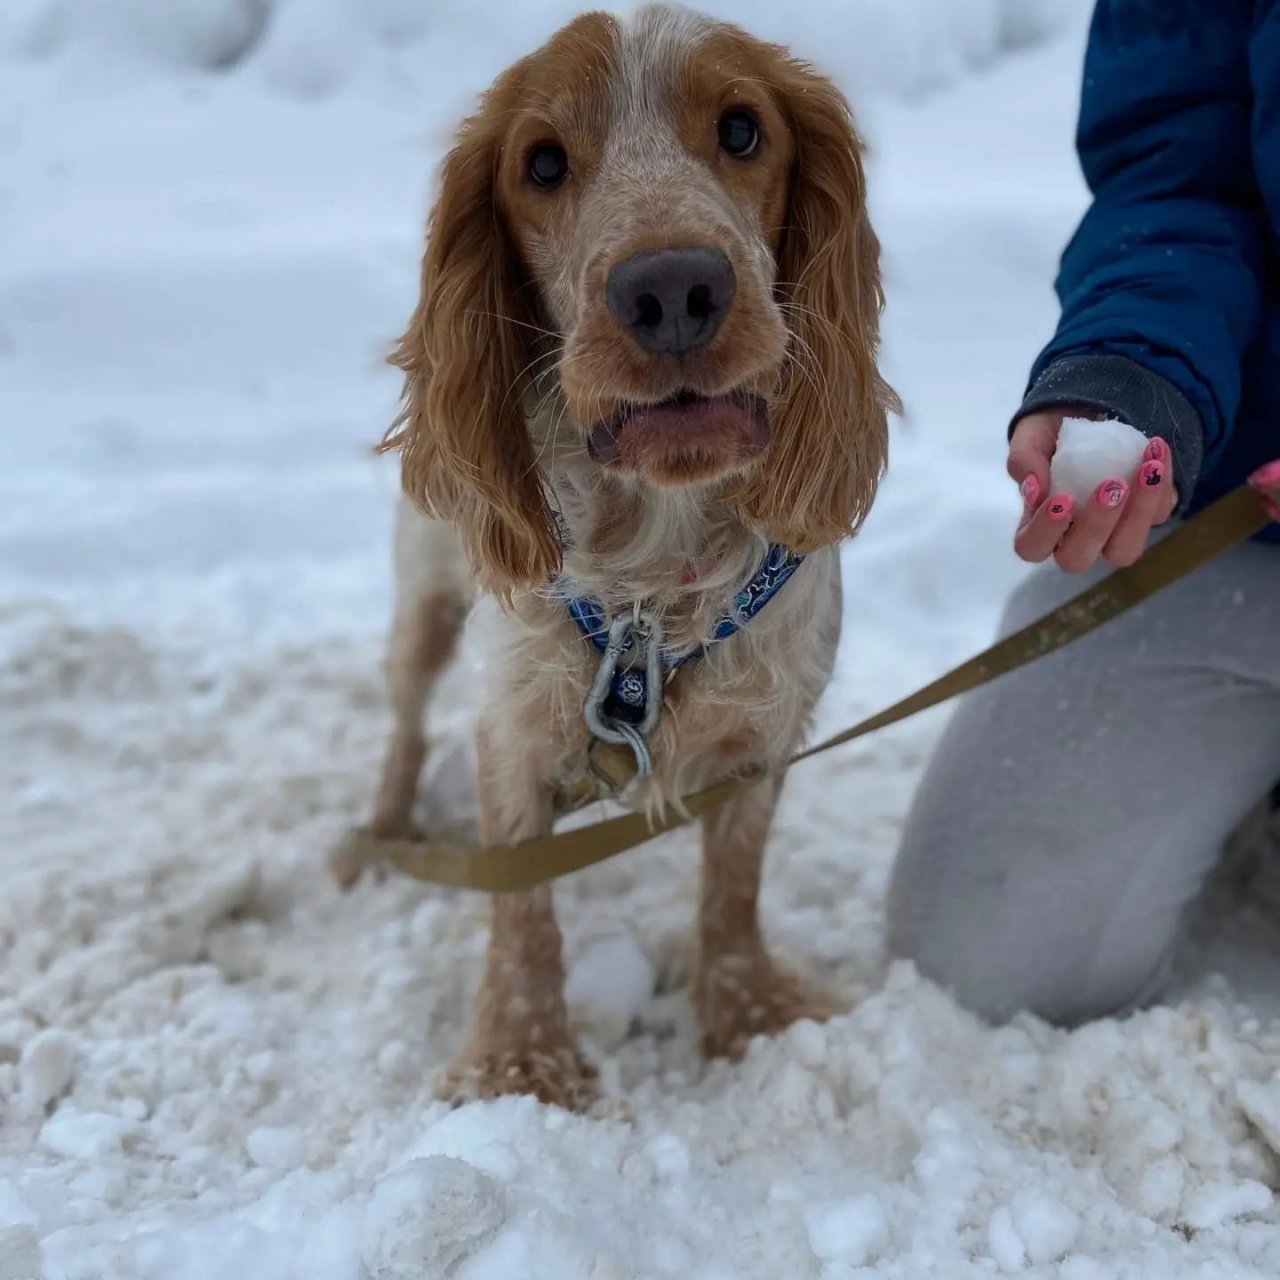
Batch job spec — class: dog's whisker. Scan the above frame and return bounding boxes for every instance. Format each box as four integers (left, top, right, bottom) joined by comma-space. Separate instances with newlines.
468, 310, 565, 342
501, 346, 563, 427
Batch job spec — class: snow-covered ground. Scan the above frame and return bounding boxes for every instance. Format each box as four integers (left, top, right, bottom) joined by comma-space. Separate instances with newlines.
3, 2, 1280, 1277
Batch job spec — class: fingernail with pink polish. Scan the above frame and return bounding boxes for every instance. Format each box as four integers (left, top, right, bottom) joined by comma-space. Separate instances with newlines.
1047, 495, 1073, 522
1020, 475, 1041, 509
1249, 459, 1280, 488
1097, 480, 1128, 509
1144, 438, 1165, 463
1141, 461, 1163, 489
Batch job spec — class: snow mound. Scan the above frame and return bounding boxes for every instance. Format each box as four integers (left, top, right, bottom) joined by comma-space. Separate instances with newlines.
5, 614, 1279, 1277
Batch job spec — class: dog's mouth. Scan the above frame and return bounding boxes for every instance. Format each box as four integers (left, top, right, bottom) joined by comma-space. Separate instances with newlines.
587, 388, 770, 471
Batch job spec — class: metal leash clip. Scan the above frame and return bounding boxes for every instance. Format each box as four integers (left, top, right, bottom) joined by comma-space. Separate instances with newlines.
584, 609, 664, 779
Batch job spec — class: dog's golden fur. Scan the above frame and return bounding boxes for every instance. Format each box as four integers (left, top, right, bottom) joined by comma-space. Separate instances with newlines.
371, 4, 895, 1108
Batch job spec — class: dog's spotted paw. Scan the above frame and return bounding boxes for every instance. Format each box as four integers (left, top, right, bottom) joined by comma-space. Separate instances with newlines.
696, 948, 841, 1061
438, 1040, 600, 1112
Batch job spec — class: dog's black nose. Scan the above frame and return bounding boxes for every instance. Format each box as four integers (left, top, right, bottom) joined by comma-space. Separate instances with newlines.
606, 247, 737, 355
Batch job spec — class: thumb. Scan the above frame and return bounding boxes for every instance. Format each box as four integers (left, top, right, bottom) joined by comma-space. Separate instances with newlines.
1006, 412, 1059, 499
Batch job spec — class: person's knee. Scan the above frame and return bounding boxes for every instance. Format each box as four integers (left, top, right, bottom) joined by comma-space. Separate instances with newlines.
887, 855, 1174, 1027
886, 884, 1046, 1024
910, 938, 1168, 1028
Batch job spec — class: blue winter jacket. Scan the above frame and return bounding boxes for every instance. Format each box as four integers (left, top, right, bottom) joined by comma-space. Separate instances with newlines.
1018, 0, 1280, 545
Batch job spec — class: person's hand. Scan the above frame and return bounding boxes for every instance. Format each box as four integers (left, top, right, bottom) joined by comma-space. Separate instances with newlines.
1006, 410, 1177, 572
1248, 460, 1280, 521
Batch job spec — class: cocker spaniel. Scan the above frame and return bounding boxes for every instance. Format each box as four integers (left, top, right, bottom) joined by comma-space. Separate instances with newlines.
371, 3, 895, 1108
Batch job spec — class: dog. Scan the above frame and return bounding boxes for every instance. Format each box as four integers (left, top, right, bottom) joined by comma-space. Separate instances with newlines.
371, 4, 895, 1109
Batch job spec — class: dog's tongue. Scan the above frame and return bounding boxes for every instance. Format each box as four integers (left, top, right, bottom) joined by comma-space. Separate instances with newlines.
588, 395, 765, 466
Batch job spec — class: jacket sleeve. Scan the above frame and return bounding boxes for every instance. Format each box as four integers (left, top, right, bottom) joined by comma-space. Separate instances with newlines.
1019, 0, 1267, 500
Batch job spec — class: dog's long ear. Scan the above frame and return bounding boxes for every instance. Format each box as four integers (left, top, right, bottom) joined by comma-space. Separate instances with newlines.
380, 85, 560, 594
736, 53, 897, 551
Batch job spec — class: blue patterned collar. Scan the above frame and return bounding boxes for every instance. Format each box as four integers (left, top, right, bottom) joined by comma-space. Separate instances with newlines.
562, 543, 805, 726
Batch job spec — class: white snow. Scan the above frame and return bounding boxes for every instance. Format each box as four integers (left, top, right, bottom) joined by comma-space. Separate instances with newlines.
804, 1193, 891, 1267
1183, 1180, 1274, 1234
565, 929, 657, 1052
1049, 416, 1151, 505
361, 1157, 508, 1280
245, 1126, 308, 1171
1010, 1191, 1081, 1265
17, 1030, 77, 1111
38, 1109, 134, 1162
3, 1, 1280, 1278
985, 1189, 1082, 1271
1238, 1073, 1280, 1153
987, 1204, 1027, 1272
643, 1133, 692, 1179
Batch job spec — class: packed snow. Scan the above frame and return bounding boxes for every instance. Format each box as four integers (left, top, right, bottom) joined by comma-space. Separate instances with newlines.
3, 1, 1280, 1277
1049, 418, 1150, 507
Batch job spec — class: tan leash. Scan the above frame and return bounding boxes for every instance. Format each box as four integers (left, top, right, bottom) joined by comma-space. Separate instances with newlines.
332, 485, 1270, 894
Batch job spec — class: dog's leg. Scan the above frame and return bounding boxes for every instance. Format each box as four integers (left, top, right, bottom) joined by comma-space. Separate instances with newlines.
370, 505, 468, 839
695, 777, 839, 1060
440, 726, 598, 1110
370, 591, 464, 837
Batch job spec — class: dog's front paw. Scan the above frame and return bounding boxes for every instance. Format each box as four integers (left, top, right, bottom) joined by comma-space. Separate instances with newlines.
695, 947, 840, 1061
438, 1037, 599, 1111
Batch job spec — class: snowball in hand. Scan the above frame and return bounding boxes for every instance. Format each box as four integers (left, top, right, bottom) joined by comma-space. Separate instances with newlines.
1049, 417, 1149, 505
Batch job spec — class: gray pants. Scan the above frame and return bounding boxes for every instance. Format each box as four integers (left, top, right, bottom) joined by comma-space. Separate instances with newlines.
887, 539, 1280, 1026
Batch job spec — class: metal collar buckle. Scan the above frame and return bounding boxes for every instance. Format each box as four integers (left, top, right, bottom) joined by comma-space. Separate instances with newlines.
584, 609, 664, 778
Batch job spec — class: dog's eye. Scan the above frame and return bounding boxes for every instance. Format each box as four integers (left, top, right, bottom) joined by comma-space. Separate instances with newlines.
717, 109, 760, 158
528, 143, 569, 189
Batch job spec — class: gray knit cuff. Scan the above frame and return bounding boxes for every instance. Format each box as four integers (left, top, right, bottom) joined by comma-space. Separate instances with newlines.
1014, 354, 1204, 511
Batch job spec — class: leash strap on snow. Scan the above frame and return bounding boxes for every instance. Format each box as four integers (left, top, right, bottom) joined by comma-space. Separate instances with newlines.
331, 485, 1270, 894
